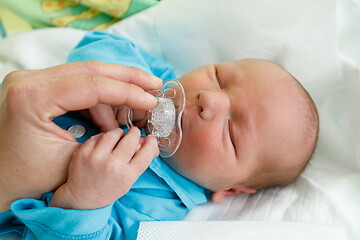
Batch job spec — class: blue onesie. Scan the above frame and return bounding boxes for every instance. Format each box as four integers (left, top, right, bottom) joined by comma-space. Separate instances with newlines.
0, 31, 209, 240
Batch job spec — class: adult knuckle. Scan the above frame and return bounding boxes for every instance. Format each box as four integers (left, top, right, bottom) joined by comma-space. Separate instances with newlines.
5, 80, 34, 108
125, 82, 142, 97
82, 60, 103, 73
2, 71, 25, 94
4, 70, 35, 85
129, 66, 146, 80
3, 69, 36, 86
127, 66, 140, 75
84, 74, 101, 94
2, 71, 21, 85
87, 72, 98, 84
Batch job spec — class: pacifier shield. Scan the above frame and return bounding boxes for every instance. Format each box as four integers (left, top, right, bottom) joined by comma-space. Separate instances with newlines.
126, 79, 185, 158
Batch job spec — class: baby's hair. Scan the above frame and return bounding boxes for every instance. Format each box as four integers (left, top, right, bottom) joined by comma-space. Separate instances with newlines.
293, 76, 319, 171
248, 64, 319, 190
284, 68, 319, 158
279, 74, 319, 185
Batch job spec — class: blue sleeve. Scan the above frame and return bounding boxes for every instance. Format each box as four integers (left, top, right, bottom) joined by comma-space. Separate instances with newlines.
0, 193, 114, 240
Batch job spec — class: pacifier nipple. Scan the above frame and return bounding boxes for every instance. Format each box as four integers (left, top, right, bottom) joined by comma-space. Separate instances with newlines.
125, 79, 185, 158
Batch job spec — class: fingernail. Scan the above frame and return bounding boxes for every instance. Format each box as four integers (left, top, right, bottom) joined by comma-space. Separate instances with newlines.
145, 92, 157, 103
151, 75, 163, 84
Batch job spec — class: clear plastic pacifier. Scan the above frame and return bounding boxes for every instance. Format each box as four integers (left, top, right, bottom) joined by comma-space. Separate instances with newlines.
125, 79, 185, 158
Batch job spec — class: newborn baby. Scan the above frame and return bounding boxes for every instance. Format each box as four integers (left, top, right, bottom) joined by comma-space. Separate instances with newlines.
167, 59, 318, 203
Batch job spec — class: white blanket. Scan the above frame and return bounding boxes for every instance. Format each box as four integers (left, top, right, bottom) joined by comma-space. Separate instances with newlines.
137, 221, 347, 240
0, 0, 359, 239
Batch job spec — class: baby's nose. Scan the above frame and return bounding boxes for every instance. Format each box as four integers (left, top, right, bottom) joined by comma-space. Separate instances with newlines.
197, 90, 229, 120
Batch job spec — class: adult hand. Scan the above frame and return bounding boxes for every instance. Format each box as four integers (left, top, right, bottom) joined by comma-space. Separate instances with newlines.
0, 61, 162, 212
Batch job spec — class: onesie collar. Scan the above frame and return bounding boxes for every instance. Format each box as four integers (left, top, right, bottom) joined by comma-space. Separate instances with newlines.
149, 157, 209, 209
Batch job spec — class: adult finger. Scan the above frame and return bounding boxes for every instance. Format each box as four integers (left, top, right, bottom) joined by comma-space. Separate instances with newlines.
88, 104, 118, 132
115, 106, 146, 126
27, 61, 163, 90
41, 74, 158, 120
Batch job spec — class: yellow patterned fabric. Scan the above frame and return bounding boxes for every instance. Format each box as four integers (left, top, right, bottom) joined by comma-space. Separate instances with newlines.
0, 0, 159, 34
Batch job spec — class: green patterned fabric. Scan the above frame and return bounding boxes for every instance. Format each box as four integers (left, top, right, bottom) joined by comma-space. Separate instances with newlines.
0, 0, 159, 30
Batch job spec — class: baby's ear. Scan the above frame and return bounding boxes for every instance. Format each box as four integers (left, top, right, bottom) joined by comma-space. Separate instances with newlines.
211, 186, 257, 204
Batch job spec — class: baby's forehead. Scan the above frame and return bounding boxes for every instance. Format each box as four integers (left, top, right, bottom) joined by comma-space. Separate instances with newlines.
216, 60, 292, 87
218, 60, 289, 78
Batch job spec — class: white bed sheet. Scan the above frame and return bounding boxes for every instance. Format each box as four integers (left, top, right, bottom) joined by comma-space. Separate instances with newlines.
0, 0, 359, 239
137, 221, 347, 240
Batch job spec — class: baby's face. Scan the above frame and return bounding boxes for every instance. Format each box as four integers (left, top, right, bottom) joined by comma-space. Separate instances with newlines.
164, 59, 305, 191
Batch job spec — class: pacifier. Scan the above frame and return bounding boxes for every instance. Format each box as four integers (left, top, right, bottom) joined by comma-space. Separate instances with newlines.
125, 79, 185, 158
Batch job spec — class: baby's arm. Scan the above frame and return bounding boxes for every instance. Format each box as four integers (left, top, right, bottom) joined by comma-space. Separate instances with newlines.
51, 127, 158, 210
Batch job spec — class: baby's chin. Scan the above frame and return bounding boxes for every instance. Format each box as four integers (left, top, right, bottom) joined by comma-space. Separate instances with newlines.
163, 155, 229, 192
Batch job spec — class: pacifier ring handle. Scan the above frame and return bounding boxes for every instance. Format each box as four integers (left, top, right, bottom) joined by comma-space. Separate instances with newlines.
155, 90, 164, 98
127, 109, 147, 138
158, 137, 170, 148
164, 88, 176, 98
